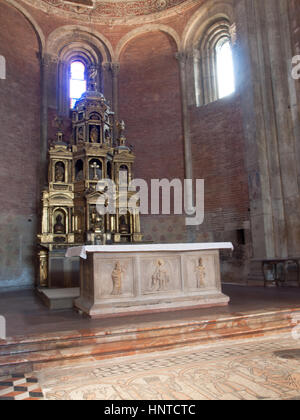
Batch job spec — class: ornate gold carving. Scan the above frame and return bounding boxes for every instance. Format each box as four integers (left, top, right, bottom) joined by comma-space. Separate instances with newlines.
38, 250, 48, 287
38, 80, 142, 288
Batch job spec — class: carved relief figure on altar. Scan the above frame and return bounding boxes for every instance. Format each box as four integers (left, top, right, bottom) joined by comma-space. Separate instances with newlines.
151, 259, 169, 291
90, 125, 99, 143
111, 261, 125, 295
195, 258, 206, 288
55, 161, 65, 182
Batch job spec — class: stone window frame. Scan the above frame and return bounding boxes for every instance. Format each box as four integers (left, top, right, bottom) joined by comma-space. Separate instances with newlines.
57, 45, 103, 116
194, 18, 235, 107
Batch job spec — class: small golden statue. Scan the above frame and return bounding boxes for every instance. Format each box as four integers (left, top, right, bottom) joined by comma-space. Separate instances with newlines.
195, 258, 206, 288
151, 259, 169, 291
111, 261, 124, 295
90, 126, 99, 143
55, 162, 65, 182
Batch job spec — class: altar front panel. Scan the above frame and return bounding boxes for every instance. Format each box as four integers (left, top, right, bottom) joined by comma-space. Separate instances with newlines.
74, 247, 230, 318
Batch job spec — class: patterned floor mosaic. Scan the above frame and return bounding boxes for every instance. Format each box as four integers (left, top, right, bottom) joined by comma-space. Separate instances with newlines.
0, 374, 44, 400
36, 334, 300, 400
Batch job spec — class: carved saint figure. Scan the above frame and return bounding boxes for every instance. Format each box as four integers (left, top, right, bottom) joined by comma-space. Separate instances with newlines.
39, 256, 48, 288
151, 259, 169, 291
116, 120, 126, 139
78, 127, 84, 142
90, 126, 99, 143
111, 261, 124, 295
55, 162, 65, 182
54, 214, 65, 234
195, 258, 206, 288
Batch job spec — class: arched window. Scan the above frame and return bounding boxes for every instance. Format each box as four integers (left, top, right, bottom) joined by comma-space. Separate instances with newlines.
70, 61, 86, 109
194, 18, 236, 106
216, 39, 235, 99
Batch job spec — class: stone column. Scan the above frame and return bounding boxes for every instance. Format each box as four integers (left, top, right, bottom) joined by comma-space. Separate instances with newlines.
176, 52, 194, 215
111, 63, 120, 119
39, 54, 51, 188
234, 0, 300, 280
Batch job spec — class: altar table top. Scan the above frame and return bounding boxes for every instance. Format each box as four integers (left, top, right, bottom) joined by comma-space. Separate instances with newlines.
66, 243, 234, 260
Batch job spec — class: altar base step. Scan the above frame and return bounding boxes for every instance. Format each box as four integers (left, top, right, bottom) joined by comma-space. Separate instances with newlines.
0, 307, 299, 375
36, 288, 80, 310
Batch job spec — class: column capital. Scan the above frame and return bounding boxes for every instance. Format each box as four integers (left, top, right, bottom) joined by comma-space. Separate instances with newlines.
175, 51, 189, 65
111, 62, 121, 77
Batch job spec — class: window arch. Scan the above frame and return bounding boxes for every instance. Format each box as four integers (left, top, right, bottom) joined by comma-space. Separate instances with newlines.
194, 18, 236, 106
57, 44, 103, 116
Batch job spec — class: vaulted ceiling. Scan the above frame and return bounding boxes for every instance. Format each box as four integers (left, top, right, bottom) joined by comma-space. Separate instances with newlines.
21, 0, 197, 21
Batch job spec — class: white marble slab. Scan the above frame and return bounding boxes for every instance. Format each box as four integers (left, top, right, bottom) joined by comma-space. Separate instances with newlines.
66, 242, 234, 260
68, 243, 232, 318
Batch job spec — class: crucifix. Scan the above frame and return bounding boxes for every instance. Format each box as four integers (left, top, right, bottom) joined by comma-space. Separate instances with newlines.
90, 162, 100, 180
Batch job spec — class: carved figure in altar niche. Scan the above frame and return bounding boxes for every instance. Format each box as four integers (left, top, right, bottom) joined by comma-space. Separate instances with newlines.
111, 261, 125, 296
54, 214, 65, 234
195, 258, 206, 288
151, 259, 169, 292
78, 126, 84, 143
55, 162, 65, 182
119, 215, 129, 234
90, 126, 99, 143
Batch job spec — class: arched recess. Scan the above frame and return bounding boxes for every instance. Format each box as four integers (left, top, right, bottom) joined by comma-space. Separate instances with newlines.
4, 0, 45, 55
116, 24, 180, 61
46, 26, 114, 115
181, 0, 235, 106
118, 29, 184, 186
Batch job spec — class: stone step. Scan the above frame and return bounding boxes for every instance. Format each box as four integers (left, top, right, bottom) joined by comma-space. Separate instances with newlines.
36, 288, 80, 310
0, 307, 299, 375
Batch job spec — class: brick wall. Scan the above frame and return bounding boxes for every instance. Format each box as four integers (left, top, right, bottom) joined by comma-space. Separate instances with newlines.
0, 0, 253, 289
119, 31, 187, 243
0, 1, 41, 290
190, 95, 251, 282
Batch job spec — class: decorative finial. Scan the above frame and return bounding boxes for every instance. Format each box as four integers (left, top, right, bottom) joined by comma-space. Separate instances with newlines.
116, 120, 126, 146
53, 116, 64, 143
88, 65, 98, 91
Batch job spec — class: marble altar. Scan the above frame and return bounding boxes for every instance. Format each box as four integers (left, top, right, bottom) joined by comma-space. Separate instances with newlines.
66, 243, 233, 318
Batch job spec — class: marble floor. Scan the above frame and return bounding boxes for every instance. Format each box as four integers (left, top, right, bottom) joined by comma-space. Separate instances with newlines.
2, 285, 300, 338
36, 333, 300, 400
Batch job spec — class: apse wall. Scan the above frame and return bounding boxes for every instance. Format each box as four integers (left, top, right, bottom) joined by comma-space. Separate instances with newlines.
0, 2, 41, 290
190, 96, 251, 281
119, 31, 187, 243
